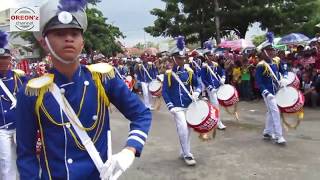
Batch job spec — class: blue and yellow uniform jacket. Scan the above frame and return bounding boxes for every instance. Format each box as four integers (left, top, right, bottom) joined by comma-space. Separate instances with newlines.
16, 64, 152, 180
162, 65, 201, 110
0, 69, 26, 130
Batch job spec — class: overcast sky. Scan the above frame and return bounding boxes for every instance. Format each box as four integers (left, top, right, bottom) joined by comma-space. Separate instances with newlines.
97, 0, 167, 47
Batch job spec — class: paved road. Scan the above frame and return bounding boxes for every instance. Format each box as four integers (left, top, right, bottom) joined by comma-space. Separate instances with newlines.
109, 99, 320, 180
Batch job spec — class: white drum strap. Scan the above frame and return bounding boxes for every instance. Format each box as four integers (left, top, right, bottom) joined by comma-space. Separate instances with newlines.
50, 83, 104, 172
141, 64, 153, 81
171, 71, 194, 101
191, 60, 201, 70
205, 64, 221, 83
0, 79, 16, 108
114, 67, 124, 80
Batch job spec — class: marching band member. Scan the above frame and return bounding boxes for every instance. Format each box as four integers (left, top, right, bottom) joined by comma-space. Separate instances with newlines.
0, 30, 26, 180
201, 41, 227, 130
162, 36, 201, 166
255, 32, 287, 145
15, 1, 152, 179
189, 51, 205, 96
135, 53, 158, 110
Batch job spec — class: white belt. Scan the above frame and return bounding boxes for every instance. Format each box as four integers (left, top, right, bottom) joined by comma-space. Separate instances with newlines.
0, 79, 16, 109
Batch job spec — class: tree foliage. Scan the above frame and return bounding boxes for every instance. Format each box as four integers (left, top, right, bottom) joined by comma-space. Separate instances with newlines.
84, 8, 124, 56
145, 0, 320, 46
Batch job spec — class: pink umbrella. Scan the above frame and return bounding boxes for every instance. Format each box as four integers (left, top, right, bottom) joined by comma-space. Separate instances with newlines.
218, 39, 255, 52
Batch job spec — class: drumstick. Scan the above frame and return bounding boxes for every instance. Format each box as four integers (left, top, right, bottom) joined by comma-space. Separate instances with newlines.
205, 63, 222, 84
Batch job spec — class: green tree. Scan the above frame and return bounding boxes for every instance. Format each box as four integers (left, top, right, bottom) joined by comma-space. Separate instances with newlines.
84, 8, 124, 57
145, 0, 320, 45
252, 34, 266, 47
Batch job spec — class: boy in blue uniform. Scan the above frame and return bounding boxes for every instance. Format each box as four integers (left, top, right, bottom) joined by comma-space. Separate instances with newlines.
0, 30, 26, 180
135, 53, 158, 109
255, 39, 287, 145
201, 41, 227, 130
15, 1, 152, 179
162, 36, 201, 166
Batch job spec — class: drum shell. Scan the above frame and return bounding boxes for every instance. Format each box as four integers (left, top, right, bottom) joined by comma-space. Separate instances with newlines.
287, 72, 300, 89
149, 80, 162, 97
217, 85, 239, 107
186, 102, 219, 133
277, 89, 305, 113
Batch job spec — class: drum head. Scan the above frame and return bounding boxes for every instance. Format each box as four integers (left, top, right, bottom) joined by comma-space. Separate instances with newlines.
287, 72, 296, 84
276, 87, 299, 107
217, 85, 235, 101
149, 80, 162, 92
126, 76, 132, 81
186, 100, 209, 126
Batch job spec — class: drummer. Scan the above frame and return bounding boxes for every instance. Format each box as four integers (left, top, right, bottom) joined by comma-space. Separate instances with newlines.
201, 41, 227, 130
255, 36, 288, 145
162, 36, 201, 166
135, 53, 158, 110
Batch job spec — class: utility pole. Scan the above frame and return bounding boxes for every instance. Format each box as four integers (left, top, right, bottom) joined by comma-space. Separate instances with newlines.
214, 0, 221, 44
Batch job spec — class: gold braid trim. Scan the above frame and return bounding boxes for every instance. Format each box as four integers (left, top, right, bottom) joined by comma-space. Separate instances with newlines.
35, 85, 52, 180
185, 66, 193, 85
166, 70, 172, 87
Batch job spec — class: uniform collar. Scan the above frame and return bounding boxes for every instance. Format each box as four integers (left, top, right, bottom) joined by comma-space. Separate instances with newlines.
173, 65, 184, 72
49, 65, 82, 84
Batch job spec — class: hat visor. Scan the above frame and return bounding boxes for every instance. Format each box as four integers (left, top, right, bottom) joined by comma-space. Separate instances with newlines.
45, 24, 83, 33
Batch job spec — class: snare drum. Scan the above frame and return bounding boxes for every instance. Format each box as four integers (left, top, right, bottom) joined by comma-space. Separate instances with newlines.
148, 80, 162, 97
186, 100, 219, 133
286, 72, 300, 89
217, 84, 239, 107
275, 86, 305, 113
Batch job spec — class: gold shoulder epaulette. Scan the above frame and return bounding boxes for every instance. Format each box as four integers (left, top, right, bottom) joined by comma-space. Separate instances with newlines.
185, 66, 194, 73
165, 69, 172, 74
87, 63, 115, 81
257, 61, 266, 67
212, 62, 219, 67
202, 63, 208, 68
273, 57, 280, 65
25, 74, 54, 96
12, 69, 25, 77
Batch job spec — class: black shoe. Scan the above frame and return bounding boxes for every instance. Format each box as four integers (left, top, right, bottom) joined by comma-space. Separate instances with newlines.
263, 134, 272, 140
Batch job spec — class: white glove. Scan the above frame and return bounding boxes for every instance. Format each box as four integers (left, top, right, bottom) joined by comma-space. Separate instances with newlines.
170, 107, 179, 114
220, 77, 226, 85
100, 149, 135, 180
192, 91, 200, 100
210, 88, 218, 94
266, 93, 274, 101
279, 78, 288, 87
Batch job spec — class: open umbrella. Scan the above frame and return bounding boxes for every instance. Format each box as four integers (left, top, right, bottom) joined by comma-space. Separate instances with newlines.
218, 39, 255, 52
278, 33, 310, 45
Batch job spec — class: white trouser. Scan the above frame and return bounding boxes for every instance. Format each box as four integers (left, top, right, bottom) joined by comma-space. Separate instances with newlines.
197, 77, 205, 92
141, 82, 152, 108
0, 129, 17, 180
263, 96, 283, 138
171, 109, 193, 158
207, 89, 223, 126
